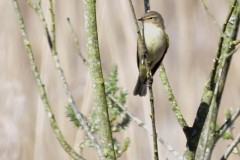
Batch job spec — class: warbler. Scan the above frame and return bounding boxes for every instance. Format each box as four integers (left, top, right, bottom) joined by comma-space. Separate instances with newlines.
133, 11, 169, 96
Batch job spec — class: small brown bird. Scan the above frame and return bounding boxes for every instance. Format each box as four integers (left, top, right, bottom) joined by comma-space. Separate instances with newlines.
133, 11, 169, 96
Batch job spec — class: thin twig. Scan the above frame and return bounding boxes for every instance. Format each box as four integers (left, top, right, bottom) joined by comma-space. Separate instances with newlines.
147, 71, 159, 160
200, 0, 223, 35
49, 0, 56, 51
229, 128, 240, 157
215, 107, 240, 143
28, 1, 103, 158
128, 0, 142, 41
67, 18, 88, 65
48, 2, 103, 158
12, 1, 83, 159
107, 94, 183, 160
221, 132, 240, 160
128, 0, 159, 159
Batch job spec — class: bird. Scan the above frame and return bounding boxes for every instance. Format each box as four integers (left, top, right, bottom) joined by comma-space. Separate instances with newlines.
133, 11, 169, 96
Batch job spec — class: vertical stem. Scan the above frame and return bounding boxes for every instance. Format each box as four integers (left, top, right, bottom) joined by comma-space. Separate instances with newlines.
149, 84, 159, 160
82, 0, 116, 159
129, 0, 159, 159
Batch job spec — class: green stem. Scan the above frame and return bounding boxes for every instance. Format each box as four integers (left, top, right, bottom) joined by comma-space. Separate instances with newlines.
159, 65, 188, 131
82, 0, 116, 159
148, 83, 159, 160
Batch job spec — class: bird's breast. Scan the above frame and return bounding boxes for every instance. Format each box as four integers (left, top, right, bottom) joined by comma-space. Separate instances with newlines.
143, 23, 167, 66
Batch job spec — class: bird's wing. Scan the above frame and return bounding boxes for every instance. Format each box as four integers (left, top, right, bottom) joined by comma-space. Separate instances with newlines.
151, 33, 169, 76
136, 36, 141, 70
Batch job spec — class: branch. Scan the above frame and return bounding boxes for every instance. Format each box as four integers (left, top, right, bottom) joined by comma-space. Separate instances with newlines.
27, 1, 102, 158
108, 94, 183, 159
200, 0, 222, 35
67, 18, 88, 65
128, 1, 159, 159
145, 64, 159, 160
83, 0, 116, 159
12, 1, 83, 159
68, 11, 182, 159
215, 107, 240, 143
193, 1, 240, 159
66, 9, 178, 159
159, 65, 188, 132
221, 132, 240, 160
127, 0, 148, 58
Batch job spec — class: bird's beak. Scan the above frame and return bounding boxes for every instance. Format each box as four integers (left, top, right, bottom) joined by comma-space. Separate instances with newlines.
138, 17, 144, 21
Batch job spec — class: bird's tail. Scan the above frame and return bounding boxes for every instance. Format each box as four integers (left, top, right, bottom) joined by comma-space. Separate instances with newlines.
133, 77, 147, 96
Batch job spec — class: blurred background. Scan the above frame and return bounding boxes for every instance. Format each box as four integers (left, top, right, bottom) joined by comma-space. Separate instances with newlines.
1, 0, 240, 159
